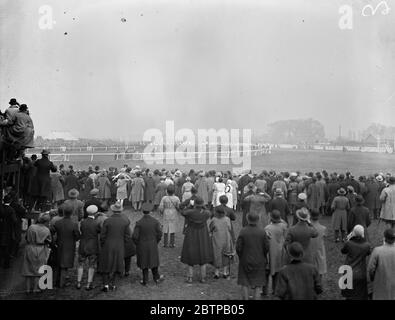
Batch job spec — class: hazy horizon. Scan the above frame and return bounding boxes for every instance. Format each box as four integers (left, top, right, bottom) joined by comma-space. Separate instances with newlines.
1, 0, 395, 140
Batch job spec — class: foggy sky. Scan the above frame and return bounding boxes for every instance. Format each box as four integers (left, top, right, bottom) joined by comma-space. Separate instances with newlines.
1, 0, 395, 140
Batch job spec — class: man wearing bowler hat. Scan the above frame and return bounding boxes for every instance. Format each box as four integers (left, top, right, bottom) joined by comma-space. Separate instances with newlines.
274, 242, 322, 300
347, 195, 371, 236
132, 202, 164, 285
32, 149, 57, 211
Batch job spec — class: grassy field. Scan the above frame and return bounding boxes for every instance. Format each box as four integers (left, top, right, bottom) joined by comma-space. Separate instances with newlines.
44, 149, 395, 176
4, 205, 387, 301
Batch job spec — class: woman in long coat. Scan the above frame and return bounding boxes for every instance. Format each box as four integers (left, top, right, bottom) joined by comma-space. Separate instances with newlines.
229, 177, 238, 209
331, 188, 350, 242
173, 171, 183, 200
213, 178, 226, 207
154, 177, 168, 208
341, 225, 371, 300
130, 172, 145, 211
50, 169, 64, 207
98, 203, 132, 291
181, 197, 213, 283
307, 177, 320, 212
144, 171, 156, 204
327, 176, 340, 215
236, 212, 270, 300
209, 207, 234, 279
181, 177, 194, 202
195, 173, 210, 205
97, 171, 111, 208
207, 173, 215, 207
264, 210, 287, 293
22, 212, 51, 293
115, 174, 129, 208
159, 185, 180, 248
310, 210, 328, 277
287, 176, 299, 214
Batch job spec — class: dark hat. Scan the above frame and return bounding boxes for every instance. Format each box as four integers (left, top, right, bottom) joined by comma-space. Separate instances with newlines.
337, 188, 346, 195
215, 206, 226, 216
141, 202, 154, 213
219, 195, 229, 204
247, 212, 259, 225
194, 197, 204, 207
384, 228, 395, 243
41, 149, 50, 155
19, 104, 28, 112
389, 176, 395, 184
310, 210, 320, 220
355, 195, 365, 204
9, 98, 18, 105
166, 184, 175, 194
270, 210, 282, 223
288, 242, 304, 261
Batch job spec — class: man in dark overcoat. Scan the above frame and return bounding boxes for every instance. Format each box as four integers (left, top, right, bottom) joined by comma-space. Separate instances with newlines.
285, 208, 318, 264
143, 171, 156, 204
77, 204, 101, 290
52, 204, 80, 287
98, 202, 131, 292
132, 202, 163, 285
33, 150, 57, 211
275, 242, 322, 300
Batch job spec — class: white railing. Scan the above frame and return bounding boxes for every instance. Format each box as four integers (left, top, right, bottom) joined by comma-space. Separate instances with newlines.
25, 147, 272, 162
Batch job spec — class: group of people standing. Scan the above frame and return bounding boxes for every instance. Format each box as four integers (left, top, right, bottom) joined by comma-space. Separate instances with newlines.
2, 152, 395, 299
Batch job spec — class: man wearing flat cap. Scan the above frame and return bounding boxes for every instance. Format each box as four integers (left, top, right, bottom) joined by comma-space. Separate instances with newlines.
77, 205, 101, 290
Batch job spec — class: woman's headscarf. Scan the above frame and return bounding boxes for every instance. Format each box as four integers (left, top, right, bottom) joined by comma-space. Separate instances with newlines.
346, 224, 364, 241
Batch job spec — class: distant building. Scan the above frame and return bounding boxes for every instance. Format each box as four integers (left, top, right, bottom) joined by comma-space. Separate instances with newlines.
43, 131, 78, 141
